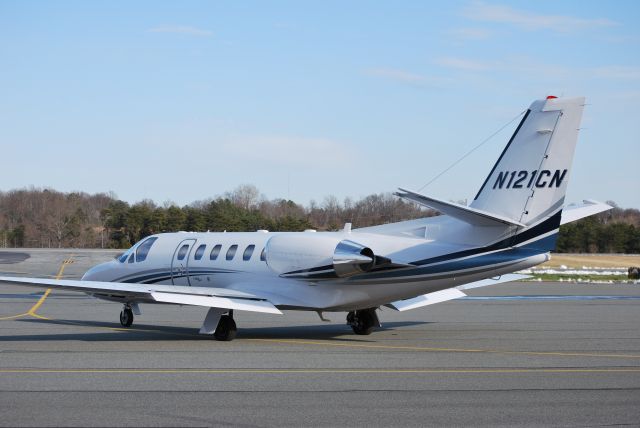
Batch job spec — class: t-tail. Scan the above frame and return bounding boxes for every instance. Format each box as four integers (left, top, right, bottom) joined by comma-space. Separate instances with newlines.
469, 96, 586, 249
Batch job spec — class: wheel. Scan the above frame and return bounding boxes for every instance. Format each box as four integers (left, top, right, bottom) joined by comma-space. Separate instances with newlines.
214, 315, 237, 341
351, 310, 375, 335
119, 307, 134, 327
348, 309, 377, 335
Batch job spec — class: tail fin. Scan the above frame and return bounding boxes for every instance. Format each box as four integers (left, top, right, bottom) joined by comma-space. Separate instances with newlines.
471, 96, 585, 227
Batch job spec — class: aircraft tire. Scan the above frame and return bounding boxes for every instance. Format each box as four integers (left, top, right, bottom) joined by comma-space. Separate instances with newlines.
349, 309, 375, 335
214, 315, 237, 341
119, 307, 134, 327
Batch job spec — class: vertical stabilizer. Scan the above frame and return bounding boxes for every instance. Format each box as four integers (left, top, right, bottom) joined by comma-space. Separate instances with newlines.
471, 96, 585, 227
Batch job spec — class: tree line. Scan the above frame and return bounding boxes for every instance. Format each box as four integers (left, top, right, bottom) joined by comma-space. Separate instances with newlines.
0, 186, 638, 253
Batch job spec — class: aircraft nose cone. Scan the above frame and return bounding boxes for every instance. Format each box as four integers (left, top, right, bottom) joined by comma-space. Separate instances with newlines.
81, 261, 116, 281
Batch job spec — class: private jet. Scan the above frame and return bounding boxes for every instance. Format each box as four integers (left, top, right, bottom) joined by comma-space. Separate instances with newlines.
0, 96, 610, 340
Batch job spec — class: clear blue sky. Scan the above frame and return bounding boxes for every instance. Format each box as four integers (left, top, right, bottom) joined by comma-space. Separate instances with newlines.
1, 1, 639, 208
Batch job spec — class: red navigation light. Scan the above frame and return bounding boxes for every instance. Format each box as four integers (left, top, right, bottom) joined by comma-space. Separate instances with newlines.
546, 95, 558, 99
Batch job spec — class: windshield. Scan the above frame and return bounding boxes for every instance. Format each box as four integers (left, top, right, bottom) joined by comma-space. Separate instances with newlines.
118, 248, 132, 263
135, 237, 158, 262
117, 236, 158, 263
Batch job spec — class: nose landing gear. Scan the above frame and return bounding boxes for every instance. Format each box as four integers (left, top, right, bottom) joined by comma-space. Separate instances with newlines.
347, 308, 381, 335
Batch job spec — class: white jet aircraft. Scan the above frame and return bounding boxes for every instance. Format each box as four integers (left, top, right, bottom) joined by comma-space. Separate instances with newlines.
0, 96, 611, 340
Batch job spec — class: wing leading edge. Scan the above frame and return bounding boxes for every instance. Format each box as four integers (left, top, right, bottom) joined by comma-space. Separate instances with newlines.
0, 276, 282, 315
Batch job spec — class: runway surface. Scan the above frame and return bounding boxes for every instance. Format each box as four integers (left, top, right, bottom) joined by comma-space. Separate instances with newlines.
1, 249, 639, 427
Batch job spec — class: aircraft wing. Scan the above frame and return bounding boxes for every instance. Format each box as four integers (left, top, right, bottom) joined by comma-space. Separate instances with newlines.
0, 276, 282, 315
386, 273, 530, 311
385, 288, 467, 311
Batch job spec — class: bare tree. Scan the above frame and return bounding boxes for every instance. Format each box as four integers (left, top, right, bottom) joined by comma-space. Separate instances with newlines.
225, 184, 263, 210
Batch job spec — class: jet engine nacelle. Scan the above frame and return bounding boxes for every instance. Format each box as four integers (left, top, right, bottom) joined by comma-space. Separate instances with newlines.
265, 234, 376, 278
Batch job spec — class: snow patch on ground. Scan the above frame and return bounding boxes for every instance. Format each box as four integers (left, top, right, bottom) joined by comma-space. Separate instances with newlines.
519, 268, 627, 276
517, 265, 639, 284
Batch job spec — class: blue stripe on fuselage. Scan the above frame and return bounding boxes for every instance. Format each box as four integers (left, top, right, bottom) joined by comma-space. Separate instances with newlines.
120, 268, 239, 284
355, 235, 555, 281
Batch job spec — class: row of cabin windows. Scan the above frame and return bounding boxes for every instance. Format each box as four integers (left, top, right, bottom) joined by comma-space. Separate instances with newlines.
176, 243, 266, 262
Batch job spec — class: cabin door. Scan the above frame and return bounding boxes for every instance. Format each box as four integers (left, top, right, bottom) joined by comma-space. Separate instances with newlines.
171, 238, 197, 286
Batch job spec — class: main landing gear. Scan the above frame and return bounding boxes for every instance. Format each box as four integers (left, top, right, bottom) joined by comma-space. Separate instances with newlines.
119, 304, 134, 327
347, 308, 381, 335
199, 308, 237, 341
214, 312, 237, 341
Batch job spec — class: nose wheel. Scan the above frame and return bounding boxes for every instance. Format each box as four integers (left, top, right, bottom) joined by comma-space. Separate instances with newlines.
119, 305, 134, 327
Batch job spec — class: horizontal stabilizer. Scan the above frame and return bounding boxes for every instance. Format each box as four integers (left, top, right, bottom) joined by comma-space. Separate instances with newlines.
456, 273, 531, 291
561, 200, 612, 225
0, 276, 282, 315
395, 188, 526, 228
386, 288, 466, 311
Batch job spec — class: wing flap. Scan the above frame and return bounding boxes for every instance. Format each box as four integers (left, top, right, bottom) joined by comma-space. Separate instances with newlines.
150, 291, 281, 314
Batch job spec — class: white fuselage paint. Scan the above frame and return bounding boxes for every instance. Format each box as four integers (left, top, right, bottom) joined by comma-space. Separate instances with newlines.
82, 228, 547, 311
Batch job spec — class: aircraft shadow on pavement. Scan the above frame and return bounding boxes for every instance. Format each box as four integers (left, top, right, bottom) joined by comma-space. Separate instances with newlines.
2, 318, 429, 342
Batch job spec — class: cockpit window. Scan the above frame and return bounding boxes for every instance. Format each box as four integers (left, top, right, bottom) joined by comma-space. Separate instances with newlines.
226, 245, 238, 261
118, 252, 129, 263
210, 244, 222, 260
260, 247, 266, 261
177, 244, 190, 261
194, 244, 206, 260
243, 245, 255, 261
135, 237, 158, 262
128, 253, 135, 264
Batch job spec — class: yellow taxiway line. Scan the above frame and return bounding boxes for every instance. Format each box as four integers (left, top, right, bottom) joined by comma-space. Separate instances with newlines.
0, 256, 73, 320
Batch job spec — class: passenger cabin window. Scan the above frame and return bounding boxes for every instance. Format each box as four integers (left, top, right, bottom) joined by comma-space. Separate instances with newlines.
135, 237, 158, 262
128, 253, 135, 264
260, 247, 266, 261
226, 245, 238, 261
176, 244, 190, 261
243, 245, 255, 261
194, 244, 206, 260
210, 244, 222, 260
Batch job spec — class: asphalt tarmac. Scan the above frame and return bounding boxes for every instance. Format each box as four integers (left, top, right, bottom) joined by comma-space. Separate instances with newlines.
0, 249, 639, 427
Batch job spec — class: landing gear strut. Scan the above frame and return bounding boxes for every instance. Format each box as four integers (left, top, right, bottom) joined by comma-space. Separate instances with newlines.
214, 310, 237, 341
347, 308, 380, 335
119, 305, 134, 327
